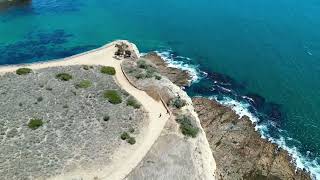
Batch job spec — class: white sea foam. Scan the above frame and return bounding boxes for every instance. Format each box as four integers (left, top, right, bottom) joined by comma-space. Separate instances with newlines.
210, 95, 320, 179
142, 49, 320, 179
154, 50, 206, 83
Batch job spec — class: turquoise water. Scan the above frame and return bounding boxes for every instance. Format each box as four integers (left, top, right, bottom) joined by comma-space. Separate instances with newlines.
1, 0, 320, 178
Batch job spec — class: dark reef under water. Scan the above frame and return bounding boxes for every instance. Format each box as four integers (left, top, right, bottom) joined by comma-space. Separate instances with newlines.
0, 29, 97, 65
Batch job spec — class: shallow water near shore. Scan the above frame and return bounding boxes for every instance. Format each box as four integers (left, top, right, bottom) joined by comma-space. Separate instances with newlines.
1, 0, 320, 178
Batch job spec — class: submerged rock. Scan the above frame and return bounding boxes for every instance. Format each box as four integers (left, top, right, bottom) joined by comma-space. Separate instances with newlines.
192, 97, 311, 180
0, 0, 31, 10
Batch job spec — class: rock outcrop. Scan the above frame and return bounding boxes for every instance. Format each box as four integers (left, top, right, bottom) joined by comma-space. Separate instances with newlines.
142, 52, 191, 87
122, 56, 216, 180
142, 52, 312, 179
192, 97, 311, 180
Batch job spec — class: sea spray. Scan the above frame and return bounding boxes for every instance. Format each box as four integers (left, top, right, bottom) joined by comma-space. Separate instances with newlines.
149, 49, 319, 179
211, 95, 319, 180
154, 50, 206, 83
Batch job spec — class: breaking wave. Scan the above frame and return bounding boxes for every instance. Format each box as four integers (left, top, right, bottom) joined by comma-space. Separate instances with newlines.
154, 50, 206, 84
142, 48, 319, 179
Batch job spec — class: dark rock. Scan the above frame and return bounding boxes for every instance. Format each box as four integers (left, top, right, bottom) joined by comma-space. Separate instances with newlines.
192, 97, 311, 180
245, 93, 266, 109
0, 0, 31, 10
142, 52, 191, 87
265, 102, 283, 121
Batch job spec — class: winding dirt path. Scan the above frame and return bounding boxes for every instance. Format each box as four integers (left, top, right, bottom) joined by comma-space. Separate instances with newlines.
0, 40, 170, 180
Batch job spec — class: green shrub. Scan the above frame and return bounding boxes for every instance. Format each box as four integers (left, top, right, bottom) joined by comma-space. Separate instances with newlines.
121, 132, 130, 140
100, 66, 116, 75
126, 97, 141, 109
135, 73, 146, 79
104, 90, 122, 104
28, 118, 43, 130
82, 65, 94, 70
129, 127, 135, 133
103, 115, 110, 121
37, 97, 43, 102
176, 116, 199, 138
82, 65, 90, 70
170, 97, 187, 109
146, 68, 155, 78
75, 80, 92, 89
155, 75, 162, 80
16, 68, 32, 75
127, 137, 136, 145
56, 73, 72, 81
137, 60, 147, 69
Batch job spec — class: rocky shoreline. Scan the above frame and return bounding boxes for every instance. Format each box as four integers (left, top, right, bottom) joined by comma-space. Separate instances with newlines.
141, 52, 191, 87
145, 52, 312, 179
193, 98, 311, 180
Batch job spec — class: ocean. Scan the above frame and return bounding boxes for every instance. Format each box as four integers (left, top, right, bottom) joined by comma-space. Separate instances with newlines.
0, 0, 319, 178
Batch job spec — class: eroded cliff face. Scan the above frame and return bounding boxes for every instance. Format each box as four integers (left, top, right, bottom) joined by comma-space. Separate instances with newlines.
122, 54, 216, 180
137, 52, 312, 180
192, 97, 311, 180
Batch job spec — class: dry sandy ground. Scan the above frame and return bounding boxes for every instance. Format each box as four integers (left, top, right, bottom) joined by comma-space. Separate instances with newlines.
0, 40, 170, 180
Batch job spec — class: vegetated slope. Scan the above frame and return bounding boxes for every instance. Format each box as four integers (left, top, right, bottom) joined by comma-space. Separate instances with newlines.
0, 65, 144, 180
123, 56, 216, 180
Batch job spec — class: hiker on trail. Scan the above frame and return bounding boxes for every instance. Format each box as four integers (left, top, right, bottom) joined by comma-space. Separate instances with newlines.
159, 113, 162, 118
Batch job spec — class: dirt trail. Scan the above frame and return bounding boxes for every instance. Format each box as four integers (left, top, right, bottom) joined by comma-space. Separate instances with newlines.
0, 40, 170, 180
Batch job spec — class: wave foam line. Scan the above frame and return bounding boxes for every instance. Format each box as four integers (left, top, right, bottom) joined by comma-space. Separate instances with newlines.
154, 50, 206, 84
210, 96, 320, 180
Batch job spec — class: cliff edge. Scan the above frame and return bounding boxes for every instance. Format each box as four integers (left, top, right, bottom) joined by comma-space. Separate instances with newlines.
138, 52, 312, 180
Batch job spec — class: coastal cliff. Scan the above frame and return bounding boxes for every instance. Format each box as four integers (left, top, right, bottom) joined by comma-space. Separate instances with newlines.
143, 52, 312, 180
0, 41, 312, 179
121, 50, 216, 180
193, 98, 311, 180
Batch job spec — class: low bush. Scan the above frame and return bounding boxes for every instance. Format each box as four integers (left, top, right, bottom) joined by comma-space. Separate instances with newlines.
28, 118, 43, 130
137, 59, 148, 69
176, 116, 199, 138
127, 137, 136, 145
146, 68, 155, 78
82, 65, 93, 70
37, 97, 43, 102
82, 65, 90, 70
126, 97, 141, 109
121, 132, 130, 140
135, 73, 146, 79
100, 66, 116, 75
129, 127, 135, 133
170, 97, 187, 109
56, 73, 72, 81
16, 68, 32, 75
155, 75, 162, 80
103, 115, 110, 121
104, 90, 122, 104
75, 80, 92, 89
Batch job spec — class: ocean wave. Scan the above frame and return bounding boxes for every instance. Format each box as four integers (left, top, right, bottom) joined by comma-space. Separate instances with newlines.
153, 50, 206, 83
142, 49, 320, 179
210, 95, 320, 180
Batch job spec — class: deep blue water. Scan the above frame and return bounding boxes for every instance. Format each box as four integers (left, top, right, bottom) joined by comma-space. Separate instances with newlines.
1, 0, 320, 178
